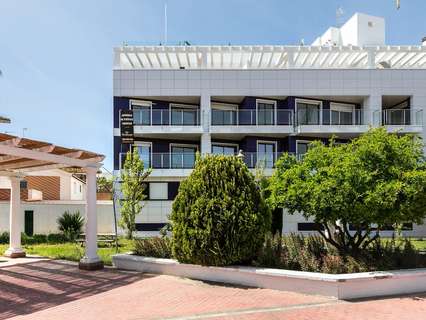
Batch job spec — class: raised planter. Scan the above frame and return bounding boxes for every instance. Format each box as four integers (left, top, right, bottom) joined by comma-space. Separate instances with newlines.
112, 253, 426, 300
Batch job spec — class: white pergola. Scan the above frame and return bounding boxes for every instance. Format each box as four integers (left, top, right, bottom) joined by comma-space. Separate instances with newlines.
0, 133, 105, 270
114, 45, 426, 70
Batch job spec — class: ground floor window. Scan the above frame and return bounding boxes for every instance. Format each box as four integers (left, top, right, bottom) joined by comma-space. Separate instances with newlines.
297, 223, 325, 231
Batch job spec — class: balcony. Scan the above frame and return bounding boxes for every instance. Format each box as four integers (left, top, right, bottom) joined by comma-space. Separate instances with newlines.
120, 152, 196, 169
133, 109, 203, 136
380, 109, 423, 132
296, 109, 369, 135
210, 109, 293, 136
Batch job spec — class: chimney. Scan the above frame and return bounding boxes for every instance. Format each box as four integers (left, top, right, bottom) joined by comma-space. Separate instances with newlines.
422, 37, 426, 46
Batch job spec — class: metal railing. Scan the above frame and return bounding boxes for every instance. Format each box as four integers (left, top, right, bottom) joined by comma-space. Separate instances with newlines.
211, 109, 293, 126
120, 152, 196, 169
133, 109, 201, 126
381, 109, 423, 126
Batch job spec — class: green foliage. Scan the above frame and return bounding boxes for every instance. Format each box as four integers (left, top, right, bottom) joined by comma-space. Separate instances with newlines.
97, 175, 113, 193
170, 154, 271, 266
0, 232, 67, 245
120, 148, 151, 239
57, 210, 84, 241
254, 234, 426, 274
269, 128, 426, 254
134, 237, 172, 258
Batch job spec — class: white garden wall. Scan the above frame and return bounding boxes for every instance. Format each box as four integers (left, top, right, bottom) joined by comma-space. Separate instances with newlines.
0, 200, 115, 234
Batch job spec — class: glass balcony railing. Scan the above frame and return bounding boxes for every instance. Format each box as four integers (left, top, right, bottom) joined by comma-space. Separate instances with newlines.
133, 109, 201, 126
297, 109, 364, 125
211, 109, 293, 126
381, 109, 423, 126
118, 151, 308, 171
120, 152, 196, 169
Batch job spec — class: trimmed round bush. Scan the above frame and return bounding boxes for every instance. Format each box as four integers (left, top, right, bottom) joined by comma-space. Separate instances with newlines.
170, 154, 271, 266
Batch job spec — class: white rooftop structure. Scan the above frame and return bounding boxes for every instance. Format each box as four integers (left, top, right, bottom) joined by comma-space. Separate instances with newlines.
114, 13, 426, 71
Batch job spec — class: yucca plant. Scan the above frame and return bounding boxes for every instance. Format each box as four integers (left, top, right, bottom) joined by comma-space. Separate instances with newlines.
57, 210, 84, 241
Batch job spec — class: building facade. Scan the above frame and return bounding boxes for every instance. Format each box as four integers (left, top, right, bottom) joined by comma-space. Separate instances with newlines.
113, 13, 426, 236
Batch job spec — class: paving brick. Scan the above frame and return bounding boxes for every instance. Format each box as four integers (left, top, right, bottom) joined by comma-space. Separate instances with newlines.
1, 260, 425, 320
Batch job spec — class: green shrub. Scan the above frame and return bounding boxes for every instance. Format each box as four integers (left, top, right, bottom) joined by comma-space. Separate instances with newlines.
57, 210, 84, 241
46, 233, 68, 244
0, 232, 9, 244
134, 237, 171, 258
170, 154, 271, 266
254, 234, 426, 274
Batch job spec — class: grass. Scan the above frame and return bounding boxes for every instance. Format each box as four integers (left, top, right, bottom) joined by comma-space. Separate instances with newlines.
0, 239, 134, 266
381, 238, 426, 251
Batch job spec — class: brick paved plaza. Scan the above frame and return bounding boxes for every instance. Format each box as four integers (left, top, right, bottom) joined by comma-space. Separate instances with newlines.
0, 259, 425, 320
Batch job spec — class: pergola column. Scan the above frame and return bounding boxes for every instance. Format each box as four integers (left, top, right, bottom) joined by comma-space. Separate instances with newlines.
79, 166, 103, 270
5, 176, 25, 258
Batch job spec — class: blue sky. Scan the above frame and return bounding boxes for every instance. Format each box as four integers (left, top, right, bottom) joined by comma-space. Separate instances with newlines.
0, 0, 425, 170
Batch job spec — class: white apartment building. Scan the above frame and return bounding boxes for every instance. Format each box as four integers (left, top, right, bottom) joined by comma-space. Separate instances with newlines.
113, 13, 426, 236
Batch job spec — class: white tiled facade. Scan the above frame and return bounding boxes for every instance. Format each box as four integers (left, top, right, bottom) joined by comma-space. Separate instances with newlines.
113, 13, 426, 236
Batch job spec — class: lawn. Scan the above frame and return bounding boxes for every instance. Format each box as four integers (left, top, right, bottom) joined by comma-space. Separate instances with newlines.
0, 239, 134, 266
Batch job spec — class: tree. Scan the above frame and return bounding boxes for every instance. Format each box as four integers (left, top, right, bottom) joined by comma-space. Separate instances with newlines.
97, 175, 113, 193
170, 154, 271, 266
119, 148, 151, 239
269, 128, 426, 254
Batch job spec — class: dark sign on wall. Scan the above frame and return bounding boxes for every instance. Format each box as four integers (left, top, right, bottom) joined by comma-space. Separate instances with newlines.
120, 110, 134, 144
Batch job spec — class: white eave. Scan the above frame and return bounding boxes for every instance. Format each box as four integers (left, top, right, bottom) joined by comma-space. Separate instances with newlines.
114, 45, 426, 70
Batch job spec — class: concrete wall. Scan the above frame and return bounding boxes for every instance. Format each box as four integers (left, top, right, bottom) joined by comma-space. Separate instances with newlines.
0, 201, 114, 235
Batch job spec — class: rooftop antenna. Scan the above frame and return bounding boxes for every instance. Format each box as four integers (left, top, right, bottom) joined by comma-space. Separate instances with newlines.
336, 7, 344, 27
164, 3, 168, 45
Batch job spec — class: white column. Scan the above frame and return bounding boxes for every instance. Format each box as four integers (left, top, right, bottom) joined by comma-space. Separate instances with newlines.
200, 94, 211, 156
5, 176, 25, 258
201, 93, 211, 132
411, 95, 426, 154
363, 94, 382, 126
201, 133, 211, 155
79, 166, 103, 270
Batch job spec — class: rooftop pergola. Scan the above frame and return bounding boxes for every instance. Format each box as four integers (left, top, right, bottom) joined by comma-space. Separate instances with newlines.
114, 45, 426, 70
0, 133, 105, 270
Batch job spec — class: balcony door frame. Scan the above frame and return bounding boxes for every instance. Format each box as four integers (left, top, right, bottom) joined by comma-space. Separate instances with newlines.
132, 141, 153, 168
169, 143, 199, 169
130, 100, 153, 125
295, 98, 323, 126
330, 102, 356, 125
256, 99, 277, 126
256, 140, 278, 168
169, 103, 199, 126
211, 142, 239, 155
211, 102, 239, 125
296, 139, 312, 158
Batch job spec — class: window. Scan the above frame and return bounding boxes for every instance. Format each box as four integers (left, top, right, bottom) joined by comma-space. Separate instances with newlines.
135, 223, 167, 231
211, 103, 237, 125
20, 180, 28, 189
134, 143, 152, 168
171, 145, 197, 168
297, 223, 325, 231
329, 103, 355, 125
296, 141, 310, 159
297, 101, 321, 125
149, 183, 168, 200
168, 182, 180, 200
257, 141, 276, 168
170, 104, 199, 125
131, 101, 151, 125
257, 100, 275, 125
212, 144, 237, 155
